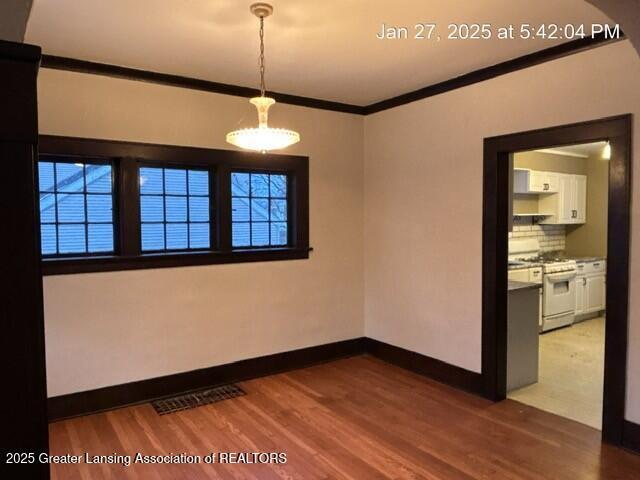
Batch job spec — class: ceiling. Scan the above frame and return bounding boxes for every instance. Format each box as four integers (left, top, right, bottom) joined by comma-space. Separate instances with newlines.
536, 141, 608, 158
25, 0, 612, 106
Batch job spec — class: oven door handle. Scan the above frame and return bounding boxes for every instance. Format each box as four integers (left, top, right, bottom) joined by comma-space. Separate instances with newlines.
545, 271, 577, 282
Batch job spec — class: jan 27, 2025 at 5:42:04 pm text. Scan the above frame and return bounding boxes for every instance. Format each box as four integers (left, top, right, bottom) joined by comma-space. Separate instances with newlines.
375, 22, 622, 42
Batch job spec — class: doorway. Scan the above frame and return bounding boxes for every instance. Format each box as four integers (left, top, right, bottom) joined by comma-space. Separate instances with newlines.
507, 141, 609, 429
481, 115, 631, 445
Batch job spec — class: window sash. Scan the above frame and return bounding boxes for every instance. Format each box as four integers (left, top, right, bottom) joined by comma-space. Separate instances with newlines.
38, 156, 116, 258
231, 171, 291, 249
138, 166, 213, 253
37, 136, 309, 274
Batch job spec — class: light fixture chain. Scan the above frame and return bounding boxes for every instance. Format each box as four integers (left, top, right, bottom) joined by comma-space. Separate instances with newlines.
259, 16, 266, 97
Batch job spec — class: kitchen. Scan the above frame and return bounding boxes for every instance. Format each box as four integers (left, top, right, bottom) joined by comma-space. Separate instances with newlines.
506, 141, 609, 429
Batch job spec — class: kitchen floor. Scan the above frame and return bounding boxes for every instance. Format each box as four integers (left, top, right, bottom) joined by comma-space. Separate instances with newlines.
508, 316, 604, 429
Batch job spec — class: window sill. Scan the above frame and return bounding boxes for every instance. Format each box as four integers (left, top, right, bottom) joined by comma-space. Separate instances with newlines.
41, 247, 312, 276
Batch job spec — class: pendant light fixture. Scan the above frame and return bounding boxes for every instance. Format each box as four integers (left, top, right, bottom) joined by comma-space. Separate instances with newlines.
601, 141, 611, 160
226, 3, 300, 153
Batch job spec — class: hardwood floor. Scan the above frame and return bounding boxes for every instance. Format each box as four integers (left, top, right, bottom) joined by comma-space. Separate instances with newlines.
49, 355, 640, 479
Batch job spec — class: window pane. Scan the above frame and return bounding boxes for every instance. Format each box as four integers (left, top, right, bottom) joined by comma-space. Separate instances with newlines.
166, 223, 188, 250
141, 223, 165, 251
39, 162, 55, 191
41, 224, 57, 255
87, 194, 112, 222
140, 195, 164, 222
251, 174, 270, 197
189, 223, 210, 249
251, 222, 269, 246
188, 170, 209, 196
164, 169, 187, 195
189, 196, 209, 222
270, 175, 287, 198
271, 222, 288, 246
40, 194, 56, 223
88, 224, 114, 252
166, 196, 187, 222
56, 163, 84, 192
140, 167, 163, 194
251, 198, 269, 221
86, 164, 112, 193
57, 194, 85, 223
232, 223, 250, 247
231, 172, 289, 248
232, 197, 249, 222
231, 172, 250, 196
38, 159, 114, 257
270, 199, 287, 221
58, 224, 86, 253
139, 167, 212, 253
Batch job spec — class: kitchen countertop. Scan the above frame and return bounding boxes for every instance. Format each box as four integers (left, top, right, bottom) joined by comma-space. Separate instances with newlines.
508, 262, 542, 271
508, 257, 606, 270
572, 257, 606, 263
508, 280, 541, 292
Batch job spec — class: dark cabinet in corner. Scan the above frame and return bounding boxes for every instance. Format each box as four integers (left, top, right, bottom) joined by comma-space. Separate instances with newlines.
507, 282, 541, 392
0, 40, 50, 479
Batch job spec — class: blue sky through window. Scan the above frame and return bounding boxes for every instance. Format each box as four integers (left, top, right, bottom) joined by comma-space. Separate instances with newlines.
231, 172, 288, 248
38, 160, 114, 256
139, 167, 211, 252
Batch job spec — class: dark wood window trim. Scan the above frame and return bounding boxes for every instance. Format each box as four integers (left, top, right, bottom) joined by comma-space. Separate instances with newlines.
39, 136, 310, 275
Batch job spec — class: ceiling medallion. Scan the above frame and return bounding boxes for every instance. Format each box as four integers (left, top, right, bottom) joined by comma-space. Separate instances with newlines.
226, 3, 300, 153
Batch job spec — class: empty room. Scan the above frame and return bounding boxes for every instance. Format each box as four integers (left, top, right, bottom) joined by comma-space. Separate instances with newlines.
2, 1, 640, 479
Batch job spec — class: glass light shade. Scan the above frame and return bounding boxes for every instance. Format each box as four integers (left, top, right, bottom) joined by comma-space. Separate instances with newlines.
602, 142, 611, 160
226, 127, 300, 151
227, 96, 300, 152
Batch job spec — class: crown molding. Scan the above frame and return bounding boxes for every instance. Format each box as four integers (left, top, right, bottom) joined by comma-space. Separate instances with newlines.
364, 31, 625, 114
41, 30, 624, 116
40, 55, 365, 115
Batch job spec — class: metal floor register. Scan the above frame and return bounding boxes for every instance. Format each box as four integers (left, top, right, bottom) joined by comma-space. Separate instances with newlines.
151, 384, 246, 415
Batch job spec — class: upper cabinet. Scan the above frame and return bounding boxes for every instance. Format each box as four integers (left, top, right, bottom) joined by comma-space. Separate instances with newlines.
514, 169, 559, 194
573, 175, 587, 223
539, 173, 587, 225
512, 168, 587, 225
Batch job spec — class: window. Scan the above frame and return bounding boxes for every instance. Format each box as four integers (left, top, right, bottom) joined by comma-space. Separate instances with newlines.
38, 136, 309, 274
38, 157, 114, 256
139, 167, 211, 252
231, 172, 288, 248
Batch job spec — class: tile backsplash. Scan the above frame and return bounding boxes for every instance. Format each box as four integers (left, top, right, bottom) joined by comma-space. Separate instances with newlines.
508, 222, 566, 252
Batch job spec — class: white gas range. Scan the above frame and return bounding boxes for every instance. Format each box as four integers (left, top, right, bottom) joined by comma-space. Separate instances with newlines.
509, 239, 577, 332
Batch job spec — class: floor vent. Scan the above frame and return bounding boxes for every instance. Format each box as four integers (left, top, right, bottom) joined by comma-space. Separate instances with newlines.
151, 384, 246, 415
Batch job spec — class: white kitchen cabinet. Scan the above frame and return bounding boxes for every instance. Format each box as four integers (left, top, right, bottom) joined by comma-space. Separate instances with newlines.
558, 174, 574, 223
586, 275, 606, 312
514, 169, 559, 194
574, 175, 587, 223
575, 276, 585, 315
539, 173, 587, 225
575, 260, 606, 319
508, 266, 543, 328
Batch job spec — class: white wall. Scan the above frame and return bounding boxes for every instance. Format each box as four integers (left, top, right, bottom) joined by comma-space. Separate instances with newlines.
39, 39, 640, 425
38, 69, 364, 397
363, 41, 640, 422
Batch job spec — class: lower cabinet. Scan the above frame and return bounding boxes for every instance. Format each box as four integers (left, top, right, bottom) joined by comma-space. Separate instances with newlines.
586, 275, 606, 312
575, 276, 585, 315
575, 261, 606, 317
